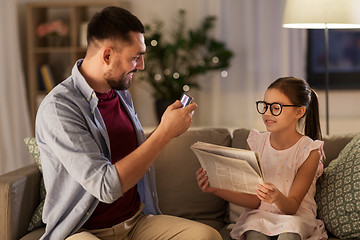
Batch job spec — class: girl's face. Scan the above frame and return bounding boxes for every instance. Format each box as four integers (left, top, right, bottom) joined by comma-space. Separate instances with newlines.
261, 88, 303, 133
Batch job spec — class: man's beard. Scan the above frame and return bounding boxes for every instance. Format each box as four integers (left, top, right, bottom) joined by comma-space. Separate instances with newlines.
104, 70, 135, 90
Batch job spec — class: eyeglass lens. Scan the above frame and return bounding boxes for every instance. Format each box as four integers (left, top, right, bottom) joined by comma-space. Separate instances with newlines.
257, 101, 282, 116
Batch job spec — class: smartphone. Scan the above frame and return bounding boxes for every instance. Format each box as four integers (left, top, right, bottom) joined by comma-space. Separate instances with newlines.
180, 92, 193, 108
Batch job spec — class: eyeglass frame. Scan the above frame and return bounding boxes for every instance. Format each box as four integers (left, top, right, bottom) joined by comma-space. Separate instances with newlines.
256, 101, 302, 116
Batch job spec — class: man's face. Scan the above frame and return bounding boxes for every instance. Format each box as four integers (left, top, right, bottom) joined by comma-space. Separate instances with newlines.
104, 32, 145, 90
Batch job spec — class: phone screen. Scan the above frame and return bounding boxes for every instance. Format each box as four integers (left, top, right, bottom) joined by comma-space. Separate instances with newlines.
180, 93, 193, 108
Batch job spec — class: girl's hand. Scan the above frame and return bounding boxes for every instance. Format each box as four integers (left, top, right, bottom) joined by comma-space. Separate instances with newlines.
256, 182, 281, 204
196, 168, 217, 193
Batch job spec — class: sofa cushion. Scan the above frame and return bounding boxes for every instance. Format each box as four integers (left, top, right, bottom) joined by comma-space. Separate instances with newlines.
228, 128, 251, 223
155, 128, 232, 230
24, 138, 46, 231
231, 128, 251, 150
322, 133, 357, 167
316, 133, 360, 239
20, 227, 45, 240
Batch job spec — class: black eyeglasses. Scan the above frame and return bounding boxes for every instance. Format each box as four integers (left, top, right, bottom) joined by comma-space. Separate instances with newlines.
256, 101, 302, 116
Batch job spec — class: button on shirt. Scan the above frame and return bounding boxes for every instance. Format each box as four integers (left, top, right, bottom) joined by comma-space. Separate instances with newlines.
35, 59, 161, 240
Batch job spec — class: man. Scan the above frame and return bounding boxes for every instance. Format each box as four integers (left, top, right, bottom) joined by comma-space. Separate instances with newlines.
36, 6, 222, 240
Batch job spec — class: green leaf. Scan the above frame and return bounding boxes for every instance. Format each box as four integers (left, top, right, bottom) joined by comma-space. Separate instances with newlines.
141, 9, 234, 101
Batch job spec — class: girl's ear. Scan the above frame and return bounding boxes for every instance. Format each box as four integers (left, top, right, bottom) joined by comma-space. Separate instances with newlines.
296, 106, 307, 119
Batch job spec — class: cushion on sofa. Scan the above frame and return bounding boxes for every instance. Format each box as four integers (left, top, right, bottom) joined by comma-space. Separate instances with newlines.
20, 227, 45, 240
322, 132, 357, 167
24, 138, 46, 231
231, 128, 251, 150
155, 128, 232, 230
316, 133, 360, 239
228, 128, 251, 223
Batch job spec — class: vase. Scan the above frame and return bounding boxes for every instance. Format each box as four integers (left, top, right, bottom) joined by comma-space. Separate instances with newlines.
155, 99, 174, 123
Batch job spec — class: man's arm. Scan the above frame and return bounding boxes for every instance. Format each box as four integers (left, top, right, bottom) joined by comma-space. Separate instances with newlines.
115, 100, 197, 193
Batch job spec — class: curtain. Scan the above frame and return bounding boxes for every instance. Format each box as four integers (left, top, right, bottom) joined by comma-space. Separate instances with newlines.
0, 0, 32, 174
131, 0, 307, 130
203, 0, 307, 130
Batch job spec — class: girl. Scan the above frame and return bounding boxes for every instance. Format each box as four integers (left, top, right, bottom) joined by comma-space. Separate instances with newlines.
196, 77, 327, 240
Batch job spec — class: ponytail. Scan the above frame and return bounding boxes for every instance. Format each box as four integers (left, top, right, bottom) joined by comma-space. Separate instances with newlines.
305, 89, 322, 140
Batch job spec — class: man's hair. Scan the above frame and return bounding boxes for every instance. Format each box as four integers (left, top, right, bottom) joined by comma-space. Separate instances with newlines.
87, 6, 145, 45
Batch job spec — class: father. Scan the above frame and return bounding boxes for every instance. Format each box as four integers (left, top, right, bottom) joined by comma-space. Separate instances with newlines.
36, 6, 221, 240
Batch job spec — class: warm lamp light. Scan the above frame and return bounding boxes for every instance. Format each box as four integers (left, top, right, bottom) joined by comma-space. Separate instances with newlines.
283, 0, 360, 29
282, 0, 360, 135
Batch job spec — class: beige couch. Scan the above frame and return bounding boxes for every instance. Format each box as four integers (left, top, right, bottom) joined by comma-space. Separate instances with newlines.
0, 128, 357, 240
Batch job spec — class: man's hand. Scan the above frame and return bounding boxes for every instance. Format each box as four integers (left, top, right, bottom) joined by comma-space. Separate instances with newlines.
115, 100, 197, 193
156, 100, 197, 142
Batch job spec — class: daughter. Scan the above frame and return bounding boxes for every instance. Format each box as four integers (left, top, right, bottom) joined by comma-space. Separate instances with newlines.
196, 77, 327, 240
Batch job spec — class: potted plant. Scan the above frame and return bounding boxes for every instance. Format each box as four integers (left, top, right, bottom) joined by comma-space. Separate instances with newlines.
139, 9, 233, 120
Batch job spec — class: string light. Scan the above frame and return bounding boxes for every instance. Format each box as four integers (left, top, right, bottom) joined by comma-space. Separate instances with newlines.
221, 70, 228, 78
183, 85, 190, 91
173, 72, 180, 79
212, 56, 219, 63
164, 69, 171, 75
151, 40, 158, 47
154, 74, 161, 81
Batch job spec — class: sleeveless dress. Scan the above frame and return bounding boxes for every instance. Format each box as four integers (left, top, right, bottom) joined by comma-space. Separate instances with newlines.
230, 130, 328, 240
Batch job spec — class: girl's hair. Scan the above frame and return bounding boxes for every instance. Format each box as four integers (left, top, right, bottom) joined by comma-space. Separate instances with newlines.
268, 77, 322, 140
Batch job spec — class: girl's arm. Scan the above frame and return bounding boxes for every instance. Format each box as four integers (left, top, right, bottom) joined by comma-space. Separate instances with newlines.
196, 168, 260, 209
257, 149, 320, 214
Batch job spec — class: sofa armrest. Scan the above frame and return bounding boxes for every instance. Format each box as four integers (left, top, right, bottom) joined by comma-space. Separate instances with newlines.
0, 164, 41, 240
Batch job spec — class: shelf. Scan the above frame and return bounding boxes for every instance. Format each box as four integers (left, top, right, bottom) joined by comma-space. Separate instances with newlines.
33, 47, 73, 53
26, 1, 130, 129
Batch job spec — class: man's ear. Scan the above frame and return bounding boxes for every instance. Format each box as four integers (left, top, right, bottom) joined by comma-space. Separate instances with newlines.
102, 48, 112, 65
296, 106, 306, 119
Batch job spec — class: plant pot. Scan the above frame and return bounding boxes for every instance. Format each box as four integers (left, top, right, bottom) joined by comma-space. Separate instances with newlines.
155, 99, 174, 123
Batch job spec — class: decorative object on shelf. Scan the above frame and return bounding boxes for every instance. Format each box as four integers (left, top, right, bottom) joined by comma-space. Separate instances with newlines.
139, 9, 233, 121
36, 20, 69, 47
282, 0, 360, 135
79, 22, 89, 48
39, 64, 55, 92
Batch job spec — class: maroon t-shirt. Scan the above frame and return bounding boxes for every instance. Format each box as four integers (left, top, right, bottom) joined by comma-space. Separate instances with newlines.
83, 89, 140, 229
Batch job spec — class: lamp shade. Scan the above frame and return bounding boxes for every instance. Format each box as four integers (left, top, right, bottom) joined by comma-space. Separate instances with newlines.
283, 0, 360, 29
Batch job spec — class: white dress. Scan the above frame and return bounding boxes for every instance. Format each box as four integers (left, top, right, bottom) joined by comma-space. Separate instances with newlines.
230, 130, 328, 240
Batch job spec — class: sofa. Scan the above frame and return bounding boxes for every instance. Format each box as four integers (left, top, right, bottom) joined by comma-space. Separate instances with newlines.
0, 127, 358, 240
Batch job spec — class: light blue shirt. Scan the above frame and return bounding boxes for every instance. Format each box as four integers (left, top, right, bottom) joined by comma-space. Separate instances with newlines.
36, 59, 161, 240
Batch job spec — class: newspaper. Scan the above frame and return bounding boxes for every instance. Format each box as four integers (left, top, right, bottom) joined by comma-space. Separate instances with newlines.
190, 141, 264, 194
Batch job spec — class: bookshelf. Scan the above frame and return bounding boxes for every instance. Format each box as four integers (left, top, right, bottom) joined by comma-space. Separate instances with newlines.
26, 0, 130, 128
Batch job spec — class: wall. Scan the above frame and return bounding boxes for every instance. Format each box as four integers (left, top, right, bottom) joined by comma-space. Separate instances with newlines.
317, 90, 360, 135
17, 0, 360, 136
